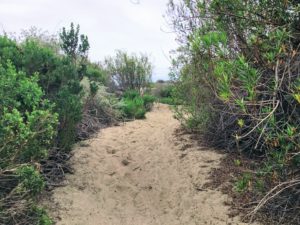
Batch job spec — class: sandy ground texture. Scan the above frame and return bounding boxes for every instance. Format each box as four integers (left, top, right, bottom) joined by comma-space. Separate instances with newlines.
47, 104, 257, 225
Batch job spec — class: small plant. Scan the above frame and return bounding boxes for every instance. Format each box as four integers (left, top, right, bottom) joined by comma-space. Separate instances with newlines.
30, 205, 53, 225
123, 90, 140, 100
16, 165, 45, 196
119, 90, 155, 119
135, 108, 147, 119
142, 94, 156, 111
234, 159, 241, 167
159, 97, 175, 105
234, 173, 252, 192
255, 179, 265, 193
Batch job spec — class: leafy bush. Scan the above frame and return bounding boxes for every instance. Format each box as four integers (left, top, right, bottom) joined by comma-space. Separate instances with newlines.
16, 166, 45, 196
86, 62, 107, 85
0, 63, 58, 168
168, 0, 300, 223
152, 81, 177, 105
30, 206, 53, 225
104, 50, 152, 92
0, 36, 22, 68
0, 24, 151, 224
119, 90, 155, 119
142, 94, 156, 111
1, 24, 94, 151
0, 202, 53, 225
121, 97, 145, 119
134, 107, 147, 119
0, 24, 107, 224
0, 62, 57, 225
159, 97, 175, 105
123, 89, 140, 100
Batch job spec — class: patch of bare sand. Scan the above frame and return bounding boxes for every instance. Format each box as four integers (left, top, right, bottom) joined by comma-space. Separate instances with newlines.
47, 104, 258, 225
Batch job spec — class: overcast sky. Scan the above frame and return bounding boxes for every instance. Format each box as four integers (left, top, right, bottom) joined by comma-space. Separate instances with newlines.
0, 0, 177, 80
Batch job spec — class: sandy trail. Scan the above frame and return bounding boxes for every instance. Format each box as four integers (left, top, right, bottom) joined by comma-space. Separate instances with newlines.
48, 104, 254, 225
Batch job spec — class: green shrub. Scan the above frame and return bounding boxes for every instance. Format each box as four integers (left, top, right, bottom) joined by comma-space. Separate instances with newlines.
234, 173, 252, 193
16, 165, 45, 196
121, 97, 145, 119
168, 0, 300, 222
0, 33, 86, 152
55, 85, 83, 151
0, 63, 58, 168
0, 36, 22, 68
30, 206, 53, 225
0, 203, 53, 225
123, 89, 140, 100
159, 97, 175, 105
81, 77, 122, 120
121, 99, 136, 118
142, 94, 156, 111
119, 90, 155, 119
0, 25, 116, 225
86, 63, 107, 84
135, 107, 147, 119
0, 62, 55, 224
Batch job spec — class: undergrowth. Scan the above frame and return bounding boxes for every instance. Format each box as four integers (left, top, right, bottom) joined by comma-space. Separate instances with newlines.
119, 90, 155, 119
168, 0, 300, 223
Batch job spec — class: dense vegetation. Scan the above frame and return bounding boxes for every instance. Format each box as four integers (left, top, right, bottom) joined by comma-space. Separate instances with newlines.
167, 0, 300, 223
119, 90, 155, 119
0, 24, 154, 225
5, 0, 299, 223
0, 23, 107, 225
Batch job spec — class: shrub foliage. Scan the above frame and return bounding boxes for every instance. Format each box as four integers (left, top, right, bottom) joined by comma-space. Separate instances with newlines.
0, 23, 113, 225
168, 0, 300, 223
0, 21, 154, 224
119, 90, 155, 119
104, 50, 152, 92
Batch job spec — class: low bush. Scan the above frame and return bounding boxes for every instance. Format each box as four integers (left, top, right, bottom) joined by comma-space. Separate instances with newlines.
55, 85, 83, 151
121, 96, 146, 119
119, 90, 155, 119
134, 107, 147, 119
142, 94, 156, 111
16, 165, 45, 196
0, 200, 53, 225
159, 97, 175, 105
152, 81, 177, 105
123, 89, 140, 100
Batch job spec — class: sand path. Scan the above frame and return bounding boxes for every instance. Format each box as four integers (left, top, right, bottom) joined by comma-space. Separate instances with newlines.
48, 104, 254, 225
